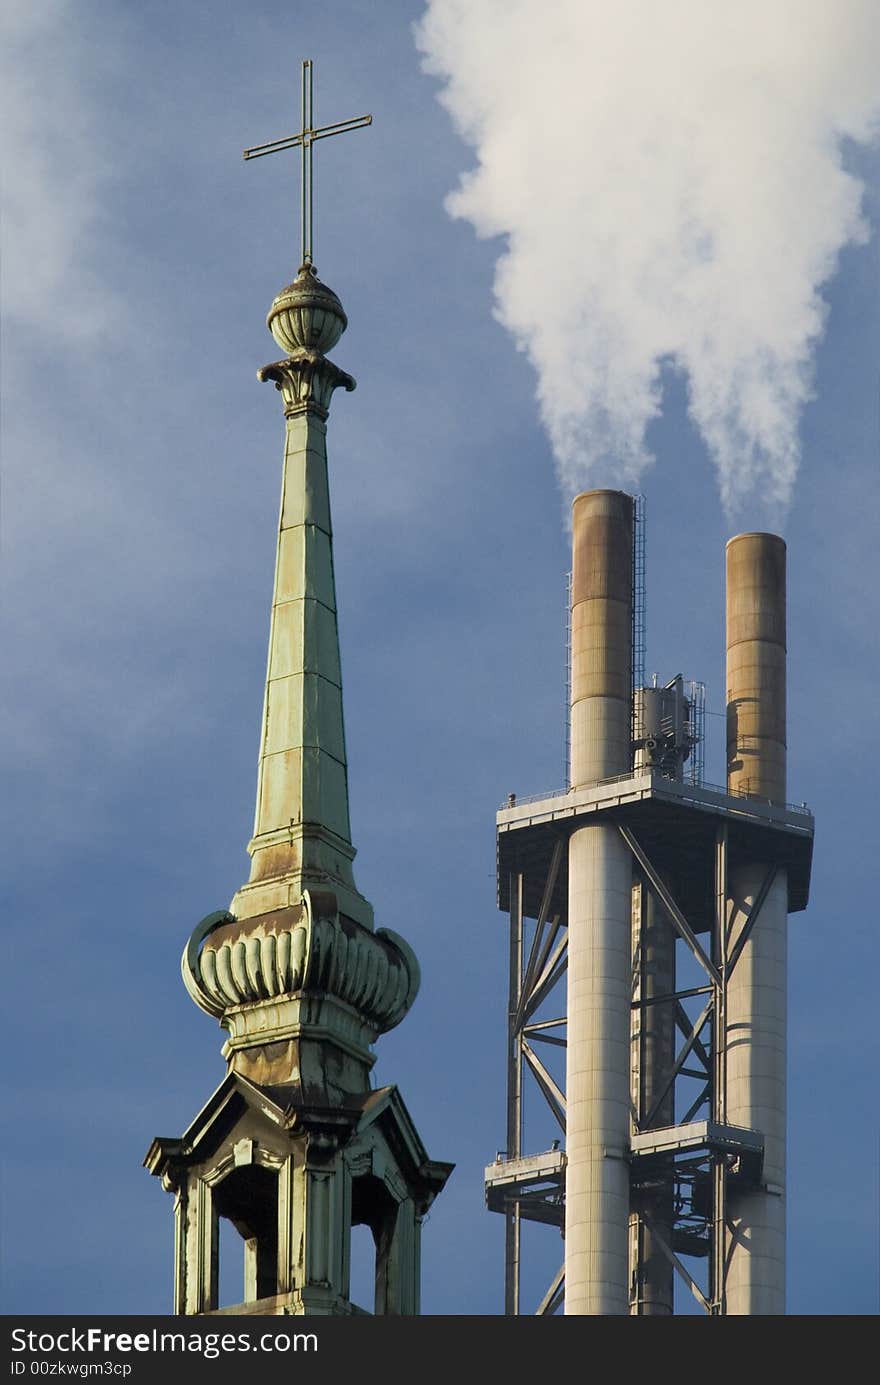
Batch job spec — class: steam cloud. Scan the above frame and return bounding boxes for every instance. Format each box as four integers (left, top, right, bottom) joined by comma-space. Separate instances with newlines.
416, 1, 880, 516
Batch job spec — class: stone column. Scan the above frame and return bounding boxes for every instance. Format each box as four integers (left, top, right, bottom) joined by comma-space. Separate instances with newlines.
181, 1174, 217, 1315
277, 1141, 348, 1315
376, 1198, 419, 1315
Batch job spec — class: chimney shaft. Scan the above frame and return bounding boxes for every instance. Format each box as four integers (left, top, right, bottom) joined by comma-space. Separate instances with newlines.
726, 533, 786, 803
570, 490, 634, 786
565, 490, 634, 1315
724, 531, 788, 1314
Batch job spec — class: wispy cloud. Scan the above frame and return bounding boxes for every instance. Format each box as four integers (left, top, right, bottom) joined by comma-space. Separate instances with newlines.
0, 0, 125, 344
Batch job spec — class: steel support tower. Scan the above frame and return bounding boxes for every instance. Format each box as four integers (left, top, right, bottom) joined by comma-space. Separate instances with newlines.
485, 493, 813, 1315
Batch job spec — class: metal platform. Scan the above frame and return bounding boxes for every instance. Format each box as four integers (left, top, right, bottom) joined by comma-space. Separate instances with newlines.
485, 1149, 565, 1228
486, 1123, 762, 1219
497, 769, 814, 923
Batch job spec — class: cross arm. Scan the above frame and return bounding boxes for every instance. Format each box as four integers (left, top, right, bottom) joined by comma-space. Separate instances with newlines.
243, 133, 305, 160
312, 114, 372, 142
244, 115, 371, 161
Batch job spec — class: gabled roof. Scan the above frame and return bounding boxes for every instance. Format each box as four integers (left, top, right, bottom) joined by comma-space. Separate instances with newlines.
145, 1074, 453, 1203
144, 1070, 293, 1179
356, 1086, 454, 1197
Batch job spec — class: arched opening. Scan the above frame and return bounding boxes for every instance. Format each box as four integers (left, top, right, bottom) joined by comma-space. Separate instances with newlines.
217, 1216, 245, 1310
348, 1222, 376, 1313
214, 1163, 279, 1307
350, 1173, 399, 1315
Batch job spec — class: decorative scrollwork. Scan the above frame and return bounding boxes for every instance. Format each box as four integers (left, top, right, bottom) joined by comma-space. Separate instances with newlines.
181, 890, 419, 1035
258, 353, 355, 420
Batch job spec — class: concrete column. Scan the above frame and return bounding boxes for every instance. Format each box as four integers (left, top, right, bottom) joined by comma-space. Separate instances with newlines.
565, 490, 633, 1315
725, 533, 787, 1314
725, 867, 787, 1314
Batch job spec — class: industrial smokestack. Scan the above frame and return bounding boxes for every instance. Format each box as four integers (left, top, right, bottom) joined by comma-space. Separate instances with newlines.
725, 532, 788, 1314
570, 490, 634, 786
492, 506, 811, 1313
726, 533, 786, 804
565, 489, 634, 1314
492, 506, 811, 1314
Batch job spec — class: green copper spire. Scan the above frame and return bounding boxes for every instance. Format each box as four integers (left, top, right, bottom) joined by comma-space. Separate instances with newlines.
230, 262, 372, 928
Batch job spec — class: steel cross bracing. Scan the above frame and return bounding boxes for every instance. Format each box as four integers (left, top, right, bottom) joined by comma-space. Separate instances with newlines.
486, 781, 808, 1315
488, 842, 568, 1316
243, 58, 372, 269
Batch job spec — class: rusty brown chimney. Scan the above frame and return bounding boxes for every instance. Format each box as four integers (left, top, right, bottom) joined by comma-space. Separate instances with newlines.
570, 490, 634, 787
725, 533, 786, 803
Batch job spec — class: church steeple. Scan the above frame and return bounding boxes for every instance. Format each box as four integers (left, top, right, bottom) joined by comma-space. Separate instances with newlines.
231, 261, 372, 928
145, 63, 452, 1317
177, 265, 411, 1095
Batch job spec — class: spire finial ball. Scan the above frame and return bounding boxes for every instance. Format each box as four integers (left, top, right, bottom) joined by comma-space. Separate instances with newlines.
267, 262, 348, 356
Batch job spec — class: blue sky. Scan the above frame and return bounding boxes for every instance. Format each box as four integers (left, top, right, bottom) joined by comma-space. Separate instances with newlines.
2, 0, 878, 1315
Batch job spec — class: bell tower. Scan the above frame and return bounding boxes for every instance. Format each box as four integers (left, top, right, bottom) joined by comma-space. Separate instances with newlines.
145, 64, 452, 1316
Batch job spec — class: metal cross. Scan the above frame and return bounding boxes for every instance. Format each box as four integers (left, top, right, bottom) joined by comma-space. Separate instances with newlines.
243, 59, 372, 269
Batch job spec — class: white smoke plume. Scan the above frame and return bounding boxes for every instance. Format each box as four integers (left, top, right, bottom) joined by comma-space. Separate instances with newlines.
416, 1, 880, 517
